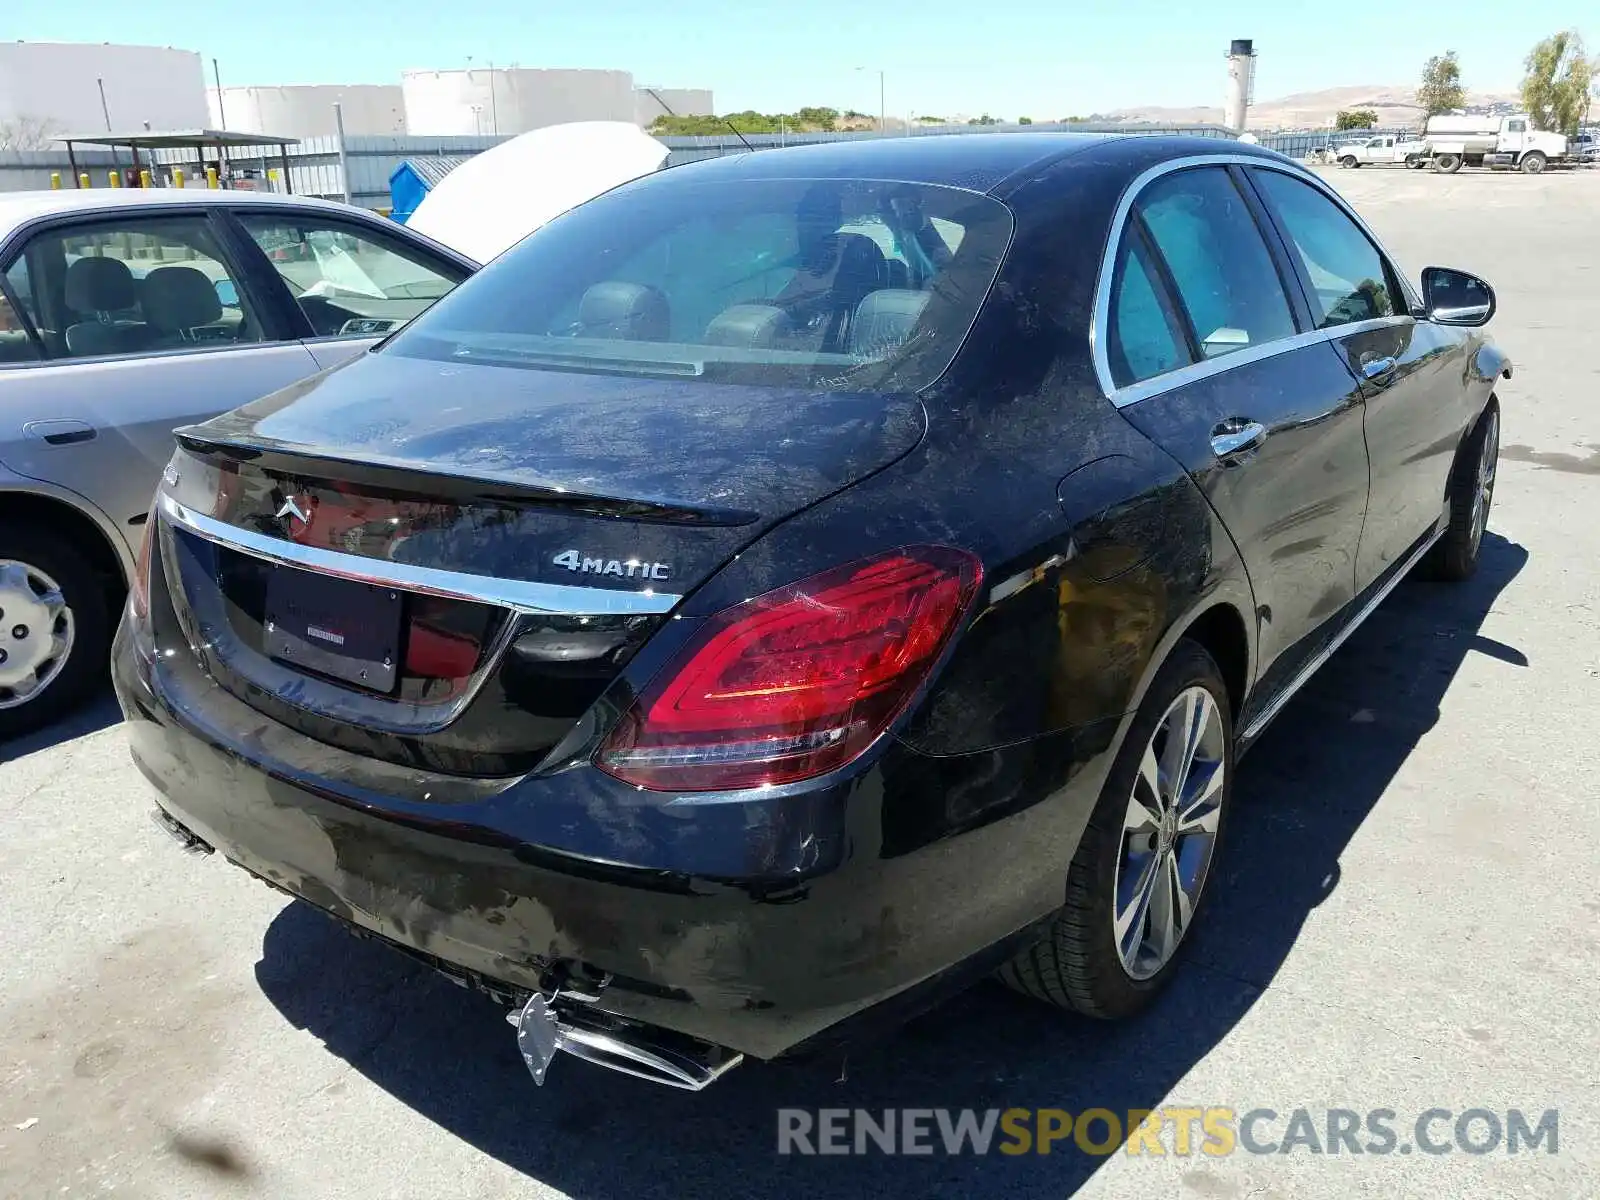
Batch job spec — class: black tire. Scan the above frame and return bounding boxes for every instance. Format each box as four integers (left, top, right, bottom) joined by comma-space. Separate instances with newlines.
999, 640, 1234, 1019
1423, 399, 1499, 583
0, 524, 112, 740
1435, 153, 1463, 174
1339, 155, 1358, 169
1520, 152, 1546, 175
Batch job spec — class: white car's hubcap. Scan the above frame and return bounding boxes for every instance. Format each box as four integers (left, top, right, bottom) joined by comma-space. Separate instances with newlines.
0, 560, 74, 709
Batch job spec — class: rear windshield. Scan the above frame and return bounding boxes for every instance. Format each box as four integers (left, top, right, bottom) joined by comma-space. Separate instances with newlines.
384, 175, 1012, 393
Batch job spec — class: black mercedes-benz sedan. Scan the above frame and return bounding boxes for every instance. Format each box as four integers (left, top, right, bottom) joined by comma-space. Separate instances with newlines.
115, 133, 1508, 1091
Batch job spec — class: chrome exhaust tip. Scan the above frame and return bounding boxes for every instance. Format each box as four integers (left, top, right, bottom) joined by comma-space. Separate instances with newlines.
511, 994, 743, 1091
150, 808, 213, 855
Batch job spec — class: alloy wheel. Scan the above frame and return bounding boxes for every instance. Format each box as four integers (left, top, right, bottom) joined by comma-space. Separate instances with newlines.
1470, 408, 1499, 553
0, 560, 75, 710
1113, 686, 1226, 980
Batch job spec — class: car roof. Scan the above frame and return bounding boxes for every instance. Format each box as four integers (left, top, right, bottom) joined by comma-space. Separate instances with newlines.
0, 188, 371, 240
665, 132, 1125, 195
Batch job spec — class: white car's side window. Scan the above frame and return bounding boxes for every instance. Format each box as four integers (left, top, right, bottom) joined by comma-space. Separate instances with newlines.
4, 216, 263, 362
235, 215, 461, 340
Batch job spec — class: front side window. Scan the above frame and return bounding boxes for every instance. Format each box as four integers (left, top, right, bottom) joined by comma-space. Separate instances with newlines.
1134, 167, 1297, 360
237, 214, 463, 339
1251, 169, 1396, 328
384, 176, 1012, 394
2, 216, 262, 361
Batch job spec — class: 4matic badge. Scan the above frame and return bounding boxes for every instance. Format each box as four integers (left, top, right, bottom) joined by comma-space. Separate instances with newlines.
552, 550, 671, 582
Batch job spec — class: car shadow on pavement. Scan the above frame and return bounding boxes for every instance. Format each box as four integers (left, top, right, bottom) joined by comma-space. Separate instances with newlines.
0, 686, 120, 764
255, 533, 1527, 1200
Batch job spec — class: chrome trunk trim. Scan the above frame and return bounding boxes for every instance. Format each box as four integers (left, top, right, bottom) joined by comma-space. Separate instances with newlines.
157, 493, 681, 616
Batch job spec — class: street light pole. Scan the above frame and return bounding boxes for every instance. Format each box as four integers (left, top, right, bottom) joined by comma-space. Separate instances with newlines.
879, 69, 886, 134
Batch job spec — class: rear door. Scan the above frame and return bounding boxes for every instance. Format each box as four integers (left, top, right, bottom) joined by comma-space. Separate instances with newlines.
227, 209, 472, 372
1102, 163, 1371, 692
0, 207, 318, 533
1245, 165, 1461, 589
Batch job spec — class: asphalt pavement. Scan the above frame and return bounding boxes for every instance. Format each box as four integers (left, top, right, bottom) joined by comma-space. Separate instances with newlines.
2, 164, 1597, 1199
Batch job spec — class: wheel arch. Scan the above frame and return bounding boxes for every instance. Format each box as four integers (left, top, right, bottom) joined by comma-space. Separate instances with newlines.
0, 484, 133, 599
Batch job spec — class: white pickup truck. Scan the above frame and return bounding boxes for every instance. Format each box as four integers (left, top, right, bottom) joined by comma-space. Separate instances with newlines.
1333, 133, 1430, 168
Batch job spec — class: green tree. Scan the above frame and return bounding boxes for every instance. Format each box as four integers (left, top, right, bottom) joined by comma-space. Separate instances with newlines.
1417, 51, 1466, 117
793, 106, 840, 132
1522, 30, 1598, 134
967, 113, 998, 125
916, 114, 946, 124
1018, 116, 1033, 125
1335, 109, 1380, 130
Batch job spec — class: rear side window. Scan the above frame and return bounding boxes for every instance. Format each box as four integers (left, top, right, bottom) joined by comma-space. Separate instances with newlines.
1251, 170, 1396, 328
1107, 232, 1192, 386
1134, 167, 1297, 362
1, 216, 263, 361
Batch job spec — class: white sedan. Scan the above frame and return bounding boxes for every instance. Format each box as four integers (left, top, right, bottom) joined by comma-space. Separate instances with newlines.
0, 188, 478, 736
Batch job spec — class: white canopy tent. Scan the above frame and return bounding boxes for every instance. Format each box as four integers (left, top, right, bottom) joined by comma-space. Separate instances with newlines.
406, 121, 670, 264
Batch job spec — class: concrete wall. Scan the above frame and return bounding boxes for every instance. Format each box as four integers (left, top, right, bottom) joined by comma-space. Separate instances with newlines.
0, 42, 208, 140
208, 85, 406, 139
633, 87, 715, 127
402, 68, 636, 136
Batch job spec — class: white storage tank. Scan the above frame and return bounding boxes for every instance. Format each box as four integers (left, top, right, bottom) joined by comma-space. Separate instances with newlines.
633, 86, 715, 127
209, 85, 406, 139
0, 42, 208, 136
402, 68, 636, 136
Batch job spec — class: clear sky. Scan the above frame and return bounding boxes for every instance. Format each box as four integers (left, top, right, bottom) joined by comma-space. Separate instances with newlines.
12, 1, 1596, 120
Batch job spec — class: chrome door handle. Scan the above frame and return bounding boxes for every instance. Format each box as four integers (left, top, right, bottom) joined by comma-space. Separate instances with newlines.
1210, 421, 1267, 458
1361, 355, 1398, 381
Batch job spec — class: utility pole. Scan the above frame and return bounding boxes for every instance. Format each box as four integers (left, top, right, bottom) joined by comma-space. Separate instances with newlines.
488, 59, 498, 135
333, 101, 351, 203
96, 77, 111, 131
879, 70, 886, 134
212, 58, 228, 178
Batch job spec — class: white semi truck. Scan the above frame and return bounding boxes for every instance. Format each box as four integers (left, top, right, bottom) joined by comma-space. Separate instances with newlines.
1421, 114, 1569, 174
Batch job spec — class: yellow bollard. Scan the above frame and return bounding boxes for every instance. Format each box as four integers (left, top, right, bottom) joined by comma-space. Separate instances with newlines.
50, 172, 61, 189
79, 173, 91, 188
267, 168, 278, 191
139, 169, 152, 189
108, 170, 122, 188
205, 166, 218, 189
172, 167, 186, 189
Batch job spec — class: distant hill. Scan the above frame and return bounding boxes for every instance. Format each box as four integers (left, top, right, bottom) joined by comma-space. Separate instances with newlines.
1100, 85, 1521, 130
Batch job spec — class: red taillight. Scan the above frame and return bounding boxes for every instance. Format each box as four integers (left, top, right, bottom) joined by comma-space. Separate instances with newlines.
596, 547, 983, 792
130, 513, 156, 621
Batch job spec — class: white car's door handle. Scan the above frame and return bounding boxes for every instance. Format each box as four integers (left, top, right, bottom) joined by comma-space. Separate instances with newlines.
22, 419, 97, 446
1211, 421, 1267, 458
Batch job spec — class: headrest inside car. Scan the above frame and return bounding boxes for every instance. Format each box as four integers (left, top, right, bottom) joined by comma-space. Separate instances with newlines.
578, 281, 670, 341
703, 304, 793, 348
64, 256, 137, 314
850, 288, 932, 356
141, 266, 223, 331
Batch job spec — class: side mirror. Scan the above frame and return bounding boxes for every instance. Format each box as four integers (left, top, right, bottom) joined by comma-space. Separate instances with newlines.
1421, 266, 1495, 327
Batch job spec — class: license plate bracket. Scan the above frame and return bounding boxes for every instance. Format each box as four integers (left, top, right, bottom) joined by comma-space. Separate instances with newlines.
263, 567, 403, 693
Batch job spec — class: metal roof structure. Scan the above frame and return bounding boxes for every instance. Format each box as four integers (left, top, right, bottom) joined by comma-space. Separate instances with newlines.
55, 129, 301, 192
57, 129, 300, 150
402, 154, 471, 188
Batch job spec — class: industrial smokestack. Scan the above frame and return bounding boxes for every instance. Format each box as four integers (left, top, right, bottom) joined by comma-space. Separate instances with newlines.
1225, 38, 1255, 134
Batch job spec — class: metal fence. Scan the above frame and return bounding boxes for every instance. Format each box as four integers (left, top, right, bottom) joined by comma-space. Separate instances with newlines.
0, 121, 1408, 211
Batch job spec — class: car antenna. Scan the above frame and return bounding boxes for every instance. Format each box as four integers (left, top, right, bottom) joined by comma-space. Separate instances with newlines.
644, 86, 754, 155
